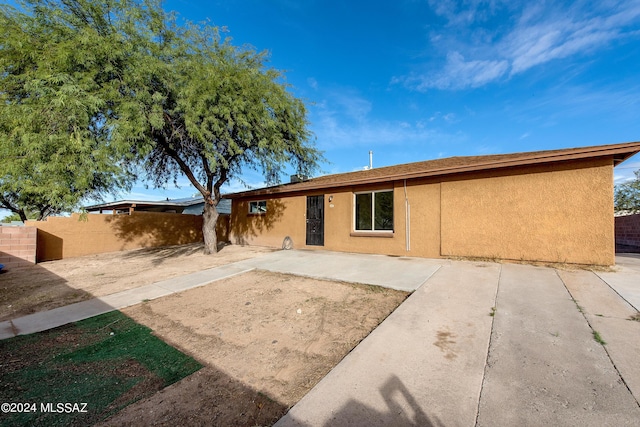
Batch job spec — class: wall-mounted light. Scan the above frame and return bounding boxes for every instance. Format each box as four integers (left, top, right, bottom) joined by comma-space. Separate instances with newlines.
328, 195, 333, 202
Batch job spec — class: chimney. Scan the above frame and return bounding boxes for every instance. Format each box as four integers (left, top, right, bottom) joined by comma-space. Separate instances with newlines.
369, 151, 373, 169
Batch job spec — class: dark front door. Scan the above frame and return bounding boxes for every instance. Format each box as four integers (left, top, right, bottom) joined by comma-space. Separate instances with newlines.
306, 195, 324, 246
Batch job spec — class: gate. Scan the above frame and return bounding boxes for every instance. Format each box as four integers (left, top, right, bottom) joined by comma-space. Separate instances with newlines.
306, 195, 324, 246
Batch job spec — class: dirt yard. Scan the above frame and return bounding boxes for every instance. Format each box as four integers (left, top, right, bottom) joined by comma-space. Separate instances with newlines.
1, 244, 408, 425
0, 243, 274, 321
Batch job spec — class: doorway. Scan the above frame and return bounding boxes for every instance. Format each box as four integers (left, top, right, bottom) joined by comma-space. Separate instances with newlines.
306, 195, 324, 246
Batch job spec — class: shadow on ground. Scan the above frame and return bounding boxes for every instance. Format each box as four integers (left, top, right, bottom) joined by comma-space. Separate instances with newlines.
0, 253, 96, 322
97, 365, 288, 426
119, 242, 229, 266
280, 375, 444, 427
616, 243, 640, 254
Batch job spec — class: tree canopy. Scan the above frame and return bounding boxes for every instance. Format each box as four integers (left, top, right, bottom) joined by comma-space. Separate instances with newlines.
615, 170, 640, 214
1, 0, 322, 252
1, 0, 135, 220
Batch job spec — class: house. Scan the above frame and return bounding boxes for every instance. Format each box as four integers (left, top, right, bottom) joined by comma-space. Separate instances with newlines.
225, 141, 640, 266
85, 197, 231, 216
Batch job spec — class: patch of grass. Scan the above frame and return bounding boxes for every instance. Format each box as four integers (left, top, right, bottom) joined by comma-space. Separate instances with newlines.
592, 330, 607, 345
629, 313, 640, 322
0, 311, 202, 426
489, 307, 496, 317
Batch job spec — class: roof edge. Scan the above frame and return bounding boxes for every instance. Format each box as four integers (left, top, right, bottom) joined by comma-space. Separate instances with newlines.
224, 141, 640, 199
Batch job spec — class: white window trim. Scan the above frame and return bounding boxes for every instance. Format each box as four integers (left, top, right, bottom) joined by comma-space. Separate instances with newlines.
248, 200, 267, 214
353, 189, 394, 233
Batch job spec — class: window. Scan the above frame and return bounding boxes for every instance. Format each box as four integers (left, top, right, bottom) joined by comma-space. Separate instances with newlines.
249, 200, 267, 214
354, 190, 393, 231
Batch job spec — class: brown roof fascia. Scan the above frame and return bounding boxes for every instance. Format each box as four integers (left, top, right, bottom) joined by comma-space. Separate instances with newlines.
225, 141, 640, 199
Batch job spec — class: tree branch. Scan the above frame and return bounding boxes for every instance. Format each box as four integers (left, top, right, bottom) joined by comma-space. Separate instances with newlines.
0, 194, 27, 222
154, 128, 208, 198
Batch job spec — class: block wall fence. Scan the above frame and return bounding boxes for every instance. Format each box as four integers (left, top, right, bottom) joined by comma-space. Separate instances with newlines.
0, 225, 37, 267
22, 211, 229, 262
615, 213, 640, 251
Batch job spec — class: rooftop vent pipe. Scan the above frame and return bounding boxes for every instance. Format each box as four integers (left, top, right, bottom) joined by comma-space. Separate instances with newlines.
369, 151, 373, 169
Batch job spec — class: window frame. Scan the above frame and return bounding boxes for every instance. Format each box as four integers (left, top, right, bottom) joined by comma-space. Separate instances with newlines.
352, 189, 394, 234
248, 200, 267, 215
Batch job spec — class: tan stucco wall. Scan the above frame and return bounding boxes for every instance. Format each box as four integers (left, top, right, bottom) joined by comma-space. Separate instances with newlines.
440, 158, 614, 265
230, 181, 444, 257
230, 157, 615, 265
230, 196, 307, 248
27, 211, 206, 261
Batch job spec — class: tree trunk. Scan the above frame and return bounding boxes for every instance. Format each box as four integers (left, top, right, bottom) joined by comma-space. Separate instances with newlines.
18, 209, 28, 223
202, 202, 219, 254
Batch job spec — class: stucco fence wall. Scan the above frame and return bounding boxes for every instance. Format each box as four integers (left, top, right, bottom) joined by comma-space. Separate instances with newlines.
26, 211, 229, 262
0, 225, 37, 267
615, 213, 640, 251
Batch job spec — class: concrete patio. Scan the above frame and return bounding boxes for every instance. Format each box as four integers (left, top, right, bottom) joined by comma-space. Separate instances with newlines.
2, 249, 639, 426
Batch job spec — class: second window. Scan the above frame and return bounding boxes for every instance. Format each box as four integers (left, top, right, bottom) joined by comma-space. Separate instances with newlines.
355, 190, 393, 231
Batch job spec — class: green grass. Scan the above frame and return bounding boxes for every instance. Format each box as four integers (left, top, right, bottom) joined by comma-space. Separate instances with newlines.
0, 311, 202, 426
592, 330, 607, 346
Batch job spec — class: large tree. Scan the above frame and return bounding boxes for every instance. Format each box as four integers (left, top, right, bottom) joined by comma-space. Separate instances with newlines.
0, 0, 134, 221
615, 170, 640, 214
2, 0, 322, 252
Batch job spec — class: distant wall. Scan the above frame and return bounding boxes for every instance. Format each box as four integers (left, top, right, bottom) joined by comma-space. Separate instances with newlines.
26, 211, 214, 262
615, 213, 640, 252
0, 225, 37, 266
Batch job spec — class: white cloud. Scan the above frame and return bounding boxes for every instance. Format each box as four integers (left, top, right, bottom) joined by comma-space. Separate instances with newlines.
511, 82, 640, 121
428, 111, 458, 123
310, 88, 463, 151
427, 0, 502, 26
221, 178, 268, 193
406, 52, 508, 90
398, 1, 640, 90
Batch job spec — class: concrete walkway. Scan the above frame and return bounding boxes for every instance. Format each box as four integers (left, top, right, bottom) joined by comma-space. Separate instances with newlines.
2, 249, 640, 426
275, 254, 640, 427
0, 250, 441, 339
0, 262, 255, 339
276, 260, 500, 426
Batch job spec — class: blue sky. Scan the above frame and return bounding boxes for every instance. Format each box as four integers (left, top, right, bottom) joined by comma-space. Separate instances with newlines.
3, 0, 640, 218
154, 0, 640, 198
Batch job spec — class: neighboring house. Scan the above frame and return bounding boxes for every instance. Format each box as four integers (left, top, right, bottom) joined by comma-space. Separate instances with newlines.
225, 141, 640, 266
85, 197, 231, 216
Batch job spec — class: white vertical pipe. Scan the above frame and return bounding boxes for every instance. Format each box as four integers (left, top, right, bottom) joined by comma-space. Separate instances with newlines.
404, 179, 410, 252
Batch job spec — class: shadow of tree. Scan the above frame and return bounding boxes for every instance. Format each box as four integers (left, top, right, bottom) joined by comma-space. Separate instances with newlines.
230, 198, 286, 245
105, 212, 205, 250
118, 241, 233, 267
